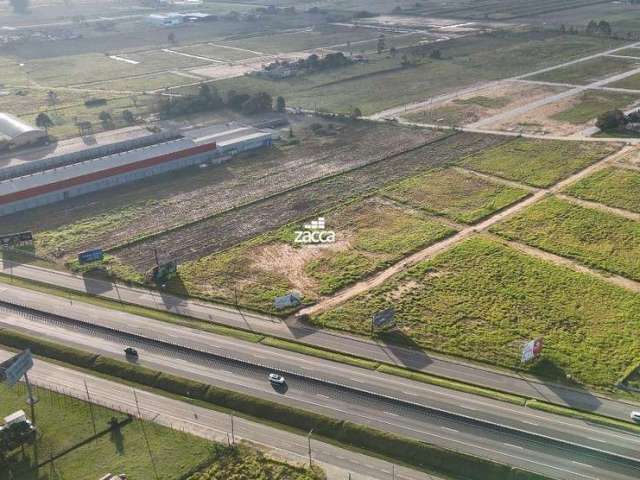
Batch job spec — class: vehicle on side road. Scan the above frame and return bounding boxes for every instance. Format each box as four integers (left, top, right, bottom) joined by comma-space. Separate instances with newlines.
268, 373, 285, 385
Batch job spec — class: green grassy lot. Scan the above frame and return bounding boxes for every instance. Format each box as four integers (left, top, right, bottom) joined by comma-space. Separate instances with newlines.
220, 24, 391, 54
213, 32, 626, 114
491, 196, 640, 281
89, 72, 198, 93
0, 383, 214, 480
550, 90, 640, 124
458, 138, 619, 187
612, 47, 640, 58
175, 43, 261, 62
566, 167, 640, 213
608, 71, 640, 90
312, 236, 640, 387
176, 197, 456, 311
528, 55, 639, 85
382, 167, 530, 224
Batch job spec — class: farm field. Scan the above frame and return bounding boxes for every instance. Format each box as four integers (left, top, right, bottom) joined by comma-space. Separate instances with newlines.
178, 196, 455, 311
549, 90, 640, 125
3, 121, 445, 261
402, 82, 568, 126
112, 132, 504, 276
382, 167, 530, 224
312, 236, 640, 388
565, 167, 640, 214
0, 382, 214, 480
175, 43, 262, 62
527, 55, 640, 85
491, 196, 640, 281
458, 138, 619, 188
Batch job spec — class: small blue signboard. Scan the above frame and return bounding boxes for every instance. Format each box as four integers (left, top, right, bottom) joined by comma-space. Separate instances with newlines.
78, 248, 104, 264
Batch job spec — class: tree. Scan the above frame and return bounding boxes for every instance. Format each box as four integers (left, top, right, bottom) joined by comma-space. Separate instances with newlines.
168, 32, 177, 45
595, 109, 627, 130
276, 96, 286, 113
98, 111, 114, 129
241, 92, 273, 115
35, 112, 53, 134
47, 90, 58, 106
430, 49, 442, 59
122, 110, 135, 125
586, 20, 599, 35
598, 20, 612, 36
377, 35, 386, 54
351, 107, 362, 119
9, 0, 29, 14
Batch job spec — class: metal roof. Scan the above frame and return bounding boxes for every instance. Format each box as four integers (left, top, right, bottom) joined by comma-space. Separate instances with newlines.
0, 113, 42, 140
0, 137, 197, 196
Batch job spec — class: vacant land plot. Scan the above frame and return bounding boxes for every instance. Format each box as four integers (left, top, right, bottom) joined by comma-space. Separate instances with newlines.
3, 121, 444, 261
491, 196, 640, 281
402, 81, 568, 126
113, 132, 504, 274
175, 43, 261, 62
550, 90, 640, 124
566, 167, 640, 213
178, 197, 455, 311
1, 382, 214, 480
212, 32, 626, 115
382, 167, 530, 224
312, 236, 640, 387
528, 56, 639, 85
612, 48, 640, 58
607, 71, 640, 90
219, 24, 390, 54
459, 138, 619, 187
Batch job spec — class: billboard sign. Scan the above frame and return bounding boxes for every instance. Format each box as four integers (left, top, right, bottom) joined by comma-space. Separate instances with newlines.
0, 350, 33, 387
78, 248, 104, 264
0, 231, 33, 247
521, 338, 543, 364
372, 308, 396, 329
274, 292, 301, 310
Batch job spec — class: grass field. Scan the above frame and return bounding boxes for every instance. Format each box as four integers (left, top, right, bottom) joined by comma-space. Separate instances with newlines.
528, 55, 639, 85
550, 90, 640, 124
175, 43, 261, 62
491, 196, 640, 281
612, 48, 640, 58
212, 32, 626, 115
566, 167, 640, 213
0, 382, 214, 480
382, 167, 530, 224
607, 71, 640, 90
459, 138, 619, 187
175, 196, 456, 311
312, 236, 640, 387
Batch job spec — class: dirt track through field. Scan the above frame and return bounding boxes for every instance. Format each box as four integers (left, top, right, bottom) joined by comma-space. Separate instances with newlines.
301, 144, 635, 316
113, 132, 506, 271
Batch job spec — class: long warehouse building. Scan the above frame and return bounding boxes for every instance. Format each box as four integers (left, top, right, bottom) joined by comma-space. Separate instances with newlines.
0, 126, 273, 217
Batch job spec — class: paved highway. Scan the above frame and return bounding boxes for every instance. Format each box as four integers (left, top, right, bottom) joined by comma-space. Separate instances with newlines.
1, 295, 640, 479
1, 261, 638, 423
0, 349, 440, 480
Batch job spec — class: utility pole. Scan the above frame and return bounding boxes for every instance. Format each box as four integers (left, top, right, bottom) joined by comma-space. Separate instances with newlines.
24, 372, 37, 426
84, 380, 97, 436
230, 414, 235, 445
308, 429, 313, 467
133, 389, 159, 480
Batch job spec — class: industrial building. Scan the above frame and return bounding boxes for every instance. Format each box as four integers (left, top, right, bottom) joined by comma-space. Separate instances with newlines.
0, 124, 273, 217
0, 113, 47, 151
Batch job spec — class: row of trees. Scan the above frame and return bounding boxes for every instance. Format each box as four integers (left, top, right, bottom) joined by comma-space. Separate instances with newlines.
157, 84, 285, 118
595, 109, 640, 131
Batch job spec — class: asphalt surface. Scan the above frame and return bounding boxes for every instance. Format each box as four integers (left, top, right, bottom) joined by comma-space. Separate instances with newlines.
1, 260, 638, 423
1, 293, 640, 479
0, 349, 441, 480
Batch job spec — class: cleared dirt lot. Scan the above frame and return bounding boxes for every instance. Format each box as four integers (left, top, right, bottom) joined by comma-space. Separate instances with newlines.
113, 132, 505, 272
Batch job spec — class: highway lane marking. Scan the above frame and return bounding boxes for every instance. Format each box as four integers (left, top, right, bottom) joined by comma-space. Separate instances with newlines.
571, 461, 592, 468
384, 411, 399, 417
441, 427, 459, 433
503, 443, 524, 450
316, 394, 330, 399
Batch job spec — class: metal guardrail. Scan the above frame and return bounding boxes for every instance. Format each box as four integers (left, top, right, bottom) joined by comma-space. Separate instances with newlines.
1, 299, 639, 472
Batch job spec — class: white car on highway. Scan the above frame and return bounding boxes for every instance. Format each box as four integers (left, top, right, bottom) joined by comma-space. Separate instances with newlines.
268, 373, 285, 385
631, 411, 640, 423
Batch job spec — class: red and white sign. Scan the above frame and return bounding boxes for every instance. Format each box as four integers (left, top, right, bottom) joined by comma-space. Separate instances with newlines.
521, 338, 543, 364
